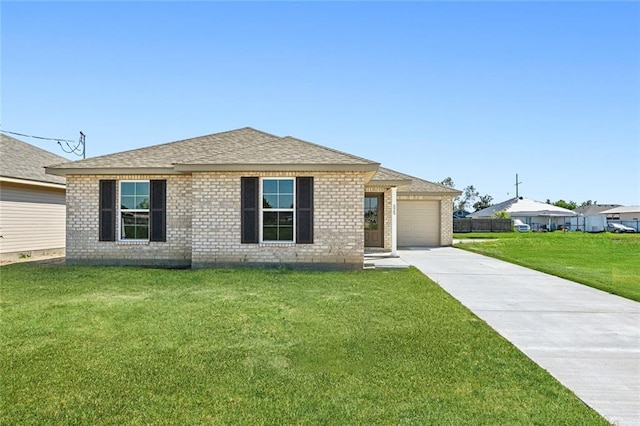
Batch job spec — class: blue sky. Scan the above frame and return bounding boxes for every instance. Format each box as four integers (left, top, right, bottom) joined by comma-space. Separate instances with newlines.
2, 1, 639, 206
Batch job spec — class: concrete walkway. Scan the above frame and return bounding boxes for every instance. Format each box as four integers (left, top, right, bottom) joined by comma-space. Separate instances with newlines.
399, 247, 640, 426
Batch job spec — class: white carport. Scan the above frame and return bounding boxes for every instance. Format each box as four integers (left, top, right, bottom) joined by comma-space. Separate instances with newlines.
468, 196, 577, 231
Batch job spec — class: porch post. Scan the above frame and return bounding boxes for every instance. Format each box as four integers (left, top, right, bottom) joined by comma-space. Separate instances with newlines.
391, 186, 398, 257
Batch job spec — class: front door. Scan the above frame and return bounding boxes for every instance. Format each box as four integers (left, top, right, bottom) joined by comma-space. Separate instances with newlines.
364, 193, 383, 247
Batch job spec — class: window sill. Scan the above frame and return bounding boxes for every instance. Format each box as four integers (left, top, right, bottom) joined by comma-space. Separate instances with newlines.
116, 240, 150, 245
259, 242, 296, 248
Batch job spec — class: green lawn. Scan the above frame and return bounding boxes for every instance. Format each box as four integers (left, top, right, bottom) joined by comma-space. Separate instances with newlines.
455, 232, 640, 301
1, 264, 606, 425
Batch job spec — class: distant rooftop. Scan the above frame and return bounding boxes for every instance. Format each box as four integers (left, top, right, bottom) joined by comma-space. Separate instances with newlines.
573, 204, 621, 216
598, 206, 640, 215
469, 196, 577, 217
0, 134, 67, 185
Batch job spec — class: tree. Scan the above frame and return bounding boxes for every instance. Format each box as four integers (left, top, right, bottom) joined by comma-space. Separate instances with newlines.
455, 185, 480, 211
551, 199, 578, 210
473, 194, 493, 211
440, 177, 465, 210
492, 210, 510, 219
440, 177, 492, 212
439, 177, 455, 188
547, 199, 598, 210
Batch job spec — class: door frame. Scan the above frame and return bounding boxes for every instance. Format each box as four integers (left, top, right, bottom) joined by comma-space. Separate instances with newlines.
364, 192, 384, 247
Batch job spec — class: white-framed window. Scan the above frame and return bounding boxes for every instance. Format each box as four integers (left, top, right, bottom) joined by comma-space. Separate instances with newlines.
261, 178, 295, 242
119, 180, 150, 241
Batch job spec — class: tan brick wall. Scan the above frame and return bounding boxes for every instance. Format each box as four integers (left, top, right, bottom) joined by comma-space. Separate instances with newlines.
365, 187, 456, 248
439, 196, 455, 246
66, 172, 365, 268
65, 172, 455, 265
65, 174, 192, 265
191, 171, 365, 269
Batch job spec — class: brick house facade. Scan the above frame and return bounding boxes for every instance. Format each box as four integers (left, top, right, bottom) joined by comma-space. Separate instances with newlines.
48, 128, 459, 269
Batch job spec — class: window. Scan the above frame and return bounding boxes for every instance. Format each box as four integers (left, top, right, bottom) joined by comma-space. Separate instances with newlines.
99, 179, 165, 243
364, 196, 379, 230
262, 178, 294, 242
241, 176, 313, 244
120, 181, 150, 240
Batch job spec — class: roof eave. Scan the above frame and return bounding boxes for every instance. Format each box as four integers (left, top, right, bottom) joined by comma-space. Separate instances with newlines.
366, 179, 413, 188
398, 190, 462, 196
45, 167, 180, 176
0, 175, 66, 189
174, 163, 381, 173
45, 163, 381, 177
509, 212, 577, 217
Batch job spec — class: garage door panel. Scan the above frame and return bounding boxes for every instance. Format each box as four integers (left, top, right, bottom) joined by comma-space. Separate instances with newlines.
398, 201, 439, 246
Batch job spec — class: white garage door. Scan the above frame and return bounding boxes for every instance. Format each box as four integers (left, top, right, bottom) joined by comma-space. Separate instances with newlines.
397, 200, 440, 246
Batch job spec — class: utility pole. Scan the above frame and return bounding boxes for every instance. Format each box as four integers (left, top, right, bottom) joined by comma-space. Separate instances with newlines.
515, 173, 523, 198
80, 132, 86, 159
57, 131, 85, 159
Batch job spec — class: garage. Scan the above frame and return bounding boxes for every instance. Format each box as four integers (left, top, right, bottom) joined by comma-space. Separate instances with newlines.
397, 200, 440, 246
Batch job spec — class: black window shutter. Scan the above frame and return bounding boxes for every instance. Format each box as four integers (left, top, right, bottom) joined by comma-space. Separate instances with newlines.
150, 180, 167, 242
241, 177, 259, 243
296, 177, 314, 244
99, 180, 116, 241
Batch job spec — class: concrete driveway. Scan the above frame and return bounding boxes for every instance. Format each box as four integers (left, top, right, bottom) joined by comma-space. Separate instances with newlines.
399, 247, 640, 426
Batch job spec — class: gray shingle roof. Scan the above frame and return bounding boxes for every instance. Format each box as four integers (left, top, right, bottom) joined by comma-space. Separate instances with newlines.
573, 204, 621, 215
47, 127, 379, 172
0, 134, 67, 185
370, 167, 461, 195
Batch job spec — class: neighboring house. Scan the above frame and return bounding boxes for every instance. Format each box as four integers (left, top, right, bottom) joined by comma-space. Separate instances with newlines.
0, 134, 67, 260
467, 196, 577, 231
598, 205, 640, 231
569, 204, 621, 232
598, 205, 640, 221
46, 127, 460, 269
453, 209, 470, 219
573, 204, 621, 219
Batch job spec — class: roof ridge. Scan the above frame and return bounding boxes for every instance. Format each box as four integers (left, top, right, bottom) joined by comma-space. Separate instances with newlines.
51, 127, 275, 167
282, 135, 378, 164
182, 126, 280, 141
377, 166, 455, 191
45, 128, 381, 171
179, 133, 282, 164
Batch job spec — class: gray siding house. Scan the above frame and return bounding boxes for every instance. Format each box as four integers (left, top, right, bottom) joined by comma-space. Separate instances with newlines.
0, 134, 67, 260
46, 128, 459, 269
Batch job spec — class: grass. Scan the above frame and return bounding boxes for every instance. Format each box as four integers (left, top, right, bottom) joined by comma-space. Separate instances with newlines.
454, 232, 521, 239
455, 231, 640, 301
0, 264, 606, 425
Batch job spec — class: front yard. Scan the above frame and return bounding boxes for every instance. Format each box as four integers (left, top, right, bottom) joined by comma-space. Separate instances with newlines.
455, 232, 640, 301
1, 264, 606, 424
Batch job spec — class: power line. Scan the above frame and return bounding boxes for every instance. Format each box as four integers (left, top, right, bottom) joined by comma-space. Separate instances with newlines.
0, 128, 75, 143
0, 127, 86, 159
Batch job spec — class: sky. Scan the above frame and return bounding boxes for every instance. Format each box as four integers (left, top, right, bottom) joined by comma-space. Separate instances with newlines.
2, 1, 639, 207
